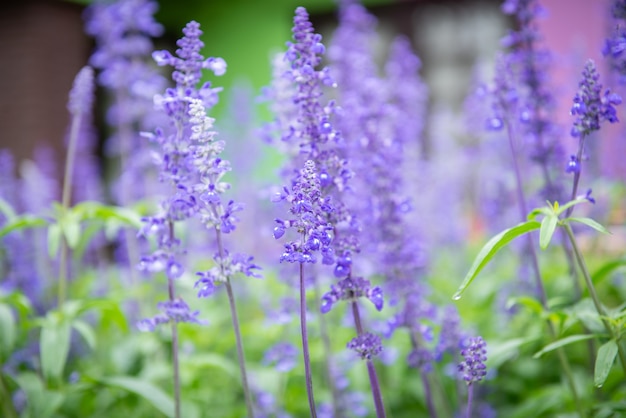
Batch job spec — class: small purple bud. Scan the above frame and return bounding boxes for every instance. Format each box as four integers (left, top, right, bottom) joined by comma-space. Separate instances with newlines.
273, 225, 286, 239
368, 286, 384, 311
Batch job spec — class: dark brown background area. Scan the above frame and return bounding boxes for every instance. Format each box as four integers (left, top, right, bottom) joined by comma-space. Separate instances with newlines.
0, 0, 90, 171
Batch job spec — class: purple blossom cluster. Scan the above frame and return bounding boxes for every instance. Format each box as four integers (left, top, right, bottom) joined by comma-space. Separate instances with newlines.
272, 160, 334, 264
569, 60, 621, 139
458, 336, 488, 384
346, 332, 383, 360
604, 0, 626, 83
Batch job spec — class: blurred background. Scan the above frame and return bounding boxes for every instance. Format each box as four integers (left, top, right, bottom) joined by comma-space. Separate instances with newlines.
0, 0, 623, 181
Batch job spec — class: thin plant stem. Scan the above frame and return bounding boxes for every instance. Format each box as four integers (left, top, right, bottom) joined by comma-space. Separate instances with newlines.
504, 120, 585, 416
213, 228, 255, 418
563, 223, 626, 375
57, 106, 83, 308
116, 90, 140, 285
167, 221, 182, 418
0, 373, 18, 418
299, 262, 317, 418
466, 383, 474, 418
409, 332, 437, 418
313, 275, 340, 417
168, 282, 182, 418
350, 301, 386, 418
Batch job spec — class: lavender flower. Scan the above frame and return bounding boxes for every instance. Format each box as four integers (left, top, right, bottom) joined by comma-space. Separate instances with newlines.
566, 60, 621, 207
262, 342, 299, 373
347, 332, 382, 361
570, 60, 621, 138
604, 0, 626, 83
137, 298, 204, 332
273, 160, 334, 265
320, 276, 383, 314
458, 337, 487, 384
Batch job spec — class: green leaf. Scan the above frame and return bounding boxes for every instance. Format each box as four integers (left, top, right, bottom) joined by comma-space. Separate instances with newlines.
485, 336, 541, 369
0, 304, 16, 360
539, 214, 558, 249
40, 317, 71, 382
555, 196, 589, 216
13, 372, 65, 418
0, 197, 17, 221
61, 211, 81, 249
595, 339, 618, 387
506, 296, 544, 315
533, 334, 597, 358
72, 319, 97, 350
566, 217, 611, 234
47, 223, 62, 259
453, 220, 541, 300
0, 215, 48, 238
100, 376, 175, 417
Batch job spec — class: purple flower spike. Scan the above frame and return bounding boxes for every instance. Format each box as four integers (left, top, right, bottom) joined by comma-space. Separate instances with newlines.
570, 60, 621, 138
407, 347, 434, 372
68, 66, 95, 116
347, 332, 383, 360
262, 342, 299, 373
320, 277, 383, 314
565, 155, 580, 174
458, 336, 488, 384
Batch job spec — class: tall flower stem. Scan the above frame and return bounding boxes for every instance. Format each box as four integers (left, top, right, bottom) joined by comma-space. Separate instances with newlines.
350, 301, 386, 418
504, 121, 584, 415
465, 383, 475, 418
313, 275, 339, 416
563, 223, 626, 376
167, 221, 182, 418
58, 89, 84, 308
213, 228, 255, 418
299, 262, 317, 418
0, 374, 18, 418
409, 332, 437, 418
116, 90, 140, 285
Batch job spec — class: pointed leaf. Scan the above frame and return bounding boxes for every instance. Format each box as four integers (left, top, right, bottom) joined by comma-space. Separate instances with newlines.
0, 215, 48, 238
539, 214, 558, 249
100, 376, 175, 417
61, 212, 81, 249
48, 223, 62, 259
40, 317, 71, 382
533, 334, 597, 358
13, 372, 65, 418
0, 304, 16, 360
555, 197, 588, 216
567, 217, 610, 235
453, 220, 541, 300
595, 339, 618, 387
72, 319, 97, 350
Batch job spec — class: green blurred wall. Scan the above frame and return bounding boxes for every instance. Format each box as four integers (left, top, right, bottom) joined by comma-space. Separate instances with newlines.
156, 0, 391, 120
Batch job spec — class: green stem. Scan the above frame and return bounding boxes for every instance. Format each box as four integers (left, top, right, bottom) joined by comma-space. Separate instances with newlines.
57, 104, 82, 308
313, 275, 339, 417
563, 223, 626, 376
214, 228, 255, 418
504, 119, 584, 416
167, 222, 181, 418
0, 373, 18, 418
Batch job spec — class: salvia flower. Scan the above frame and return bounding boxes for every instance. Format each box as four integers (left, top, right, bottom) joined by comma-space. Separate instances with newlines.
458, 336, 488, 384
347, 332, 383, 360
273, 160, 334, 264
262, 342, 299, 373
604, 0, 626, 83
570, 60, 621, 138
195, 251, 260, 298
67, 66, 95, 117
137, 298, 204, 332
320, 276, 383, 314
